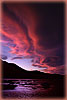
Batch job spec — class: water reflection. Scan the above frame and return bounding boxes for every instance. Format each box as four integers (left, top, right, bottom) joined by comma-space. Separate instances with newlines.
2, 79, 55, 98
2, 79, 52, 90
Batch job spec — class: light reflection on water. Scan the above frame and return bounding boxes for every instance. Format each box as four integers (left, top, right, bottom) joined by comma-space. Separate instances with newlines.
2, 79, 54, 98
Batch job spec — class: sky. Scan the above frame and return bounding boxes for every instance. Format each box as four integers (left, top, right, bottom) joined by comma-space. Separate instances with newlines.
0, 2, 65, 75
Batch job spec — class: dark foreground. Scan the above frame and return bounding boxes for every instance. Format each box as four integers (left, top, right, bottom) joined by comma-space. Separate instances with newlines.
2, 78, 65, 99
2, 60, 65, 98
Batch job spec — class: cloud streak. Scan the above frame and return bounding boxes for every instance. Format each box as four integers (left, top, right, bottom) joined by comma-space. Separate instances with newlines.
0, 3, 64, 75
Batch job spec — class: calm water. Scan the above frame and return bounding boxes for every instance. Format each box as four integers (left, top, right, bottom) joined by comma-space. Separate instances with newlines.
2, 79, 64, 98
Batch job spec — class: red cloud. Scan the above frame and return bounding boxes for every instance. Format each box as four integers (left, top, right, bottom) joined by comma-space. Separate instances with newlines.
1, 3, 64, 75
2, 4, 45, 58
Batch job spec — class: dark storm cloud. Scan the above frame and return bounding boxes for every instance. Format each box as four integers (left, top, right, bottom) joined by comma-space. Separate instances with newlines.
42, 56, 63, 67
1, 34, 13, 42
34, 3, 64, 50
11, 57, 22, 60
0, 55, 7, 60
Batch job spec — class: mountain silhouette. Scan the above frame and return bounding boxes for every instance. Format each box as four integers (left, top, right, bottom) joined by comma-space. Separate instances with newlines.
1, 60, 65, 97
1, 60, 64, 79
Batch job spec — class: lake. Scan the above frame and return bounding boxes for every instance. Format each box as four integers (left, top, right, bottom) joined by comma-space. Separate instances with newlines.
2, 79, 64, 98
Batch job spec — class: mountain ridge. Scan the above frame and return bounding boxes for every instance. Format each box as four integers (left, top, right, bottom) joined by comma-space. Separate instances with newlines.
1, 60, 64, 79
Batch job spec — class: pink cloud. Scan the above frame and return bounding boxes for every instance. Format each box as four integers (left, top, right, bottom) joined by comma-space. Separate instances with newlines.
1, 4, 64, 75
